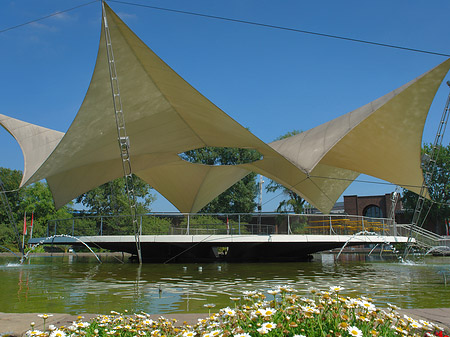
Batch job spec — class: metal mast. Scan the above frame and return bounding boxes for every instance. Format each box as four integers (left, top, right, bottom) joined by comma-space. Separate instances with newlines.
258, 175, 264, 212
404, 81, 450, 257
389, 186, 401, 236
257, 175, 264, 231
102, 1, 142, 263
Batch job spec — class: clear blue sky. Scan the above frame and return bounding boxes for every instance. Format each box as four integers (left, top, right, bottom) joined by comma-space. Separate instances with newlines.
1, 0, 450, 212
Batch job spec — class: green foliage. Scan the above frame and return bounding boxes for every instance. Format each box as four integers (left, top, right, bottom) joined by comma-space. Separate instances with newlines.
0, 167, 22, 217
181, 146, 260, 213
20, 181, 73, 237
141, 216, 172, 235
180, 215, 223, 225
76, 175, 155, 215
266, 130, 306, 213
176, 214, 251, 235
402, 143, 450, 229
273, 129, 302, 141
290, 218, 308, 234
0, 167, 73, 251
181, 146, 263, 166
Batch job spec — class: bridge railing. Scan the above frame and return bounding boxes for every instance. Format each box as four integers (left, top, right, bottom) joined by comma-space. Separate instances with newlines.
45, 213, 397, 237
396, 224, 450, 248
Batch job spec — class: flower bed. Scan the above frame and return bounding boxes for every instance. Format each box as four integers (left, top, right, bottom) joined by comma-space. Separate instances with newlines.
27, 286, 448, 337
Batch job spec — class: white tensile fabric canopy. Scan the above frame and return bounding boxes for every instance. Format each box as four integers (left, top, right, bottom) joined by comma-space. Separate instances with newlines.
1, 3, 450, 213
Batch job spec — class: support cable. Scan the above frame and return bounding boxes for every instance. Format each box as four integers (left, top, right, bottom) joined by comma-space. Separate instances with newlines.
2, 0, 449, 59
102, 1, 142, 263
0, 1, 99, 34
109, 0, 450, 58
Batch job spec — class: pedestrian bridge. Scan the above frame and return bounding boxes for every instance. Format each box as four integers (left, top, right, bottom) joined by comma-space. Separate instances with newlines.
28, 213, 418, 262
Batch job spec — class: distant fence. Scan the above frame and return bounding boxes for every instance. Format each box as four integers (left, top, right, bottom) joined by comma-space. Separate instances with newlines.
45, 213, 397, 237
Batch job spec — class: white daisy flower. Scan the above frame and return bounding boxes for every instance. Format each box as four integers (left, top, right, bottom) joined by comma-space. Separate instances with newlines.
329, 286, 344, 293
420, 320, 433, 330
37, 314, 53, 319
410, 321, 423, 329
262, 322, 276, 331
256, 327, 269, 335
50, 330, 66, 337
183, 331, 197, 337
142, 319, 154, 325
359, 300, 376, 312
347, 326, 363, 337
221, 307, 236, 317
73, 321, 90, 328
242, 290, 257, 296
260, 308, 277, 317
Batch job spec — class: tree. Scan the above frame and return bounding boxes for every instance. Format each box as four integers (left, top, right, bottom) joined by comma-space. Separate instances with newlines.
180, 146, 261, 213
0, 167, 22, 221
265, 130, 306, 213
75, 175, 155, 215
20, 181, 73, 238
0, 167, 73, 250
402, 143, 450, 233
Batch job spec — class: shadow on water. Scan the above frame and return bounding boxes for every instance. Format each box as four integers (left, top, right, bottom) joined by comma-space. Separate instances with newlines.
0, 253, 449, 314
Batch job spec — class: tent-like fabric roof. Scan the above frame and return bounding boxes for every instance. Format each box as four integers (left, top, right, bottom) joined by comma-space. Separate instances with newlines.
0, 114, 64, 187
270, 58, 450, 198
2, 3, 450, 213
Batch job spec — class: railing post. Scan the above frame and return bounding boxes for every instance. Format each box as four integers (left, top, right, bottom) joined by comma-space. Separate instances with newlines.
329, 216, 332, 235
140, 215, 142, 235
238, 215, 241, 235
287, 214, 291, 234
100, 216, 103, 236
361, 216, 365, 232
72, 218, 75, 236
47, 222, 50, 237
54, 221, 57, 236
187, 214, 190, 235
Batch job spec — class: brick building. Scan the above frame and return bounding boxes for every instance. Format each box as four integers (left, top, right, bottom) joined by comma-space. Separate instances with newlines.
343, 193, 402, 219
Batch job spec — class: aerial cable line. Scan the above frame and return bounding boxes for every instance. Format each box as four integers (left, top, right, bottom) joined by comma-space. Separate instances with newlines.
2, 0, 449, 59
109, 0, 450, 58
0, 0, 99, 34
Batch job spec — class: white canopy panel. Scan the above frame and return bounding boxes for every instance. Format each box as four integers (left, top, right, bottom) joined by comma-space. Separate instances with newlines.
2, 4, 449, 213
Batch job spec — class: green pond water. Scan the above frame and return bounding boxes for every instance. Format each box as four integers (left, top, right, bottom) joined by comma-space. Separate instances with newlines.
0, 254, 449, 315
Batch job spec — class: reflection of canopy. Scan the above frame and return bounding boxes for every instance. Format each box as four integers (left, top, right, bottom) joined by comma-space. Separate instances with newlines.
1, 4, 449, 213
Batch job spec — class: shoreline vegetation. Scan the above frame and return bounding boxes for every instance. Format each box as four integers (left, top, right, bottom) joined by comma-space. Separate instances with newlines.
9, 286, 450, 337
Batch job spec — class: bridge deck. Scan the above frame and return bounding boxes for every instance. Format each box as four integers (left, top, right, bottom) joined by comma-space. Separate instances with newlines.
29, 234, 410, 262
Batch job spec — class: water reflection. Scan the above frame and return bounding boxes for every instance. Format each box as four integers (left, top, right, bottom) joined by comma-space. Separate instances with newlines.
0, 254, 449, 314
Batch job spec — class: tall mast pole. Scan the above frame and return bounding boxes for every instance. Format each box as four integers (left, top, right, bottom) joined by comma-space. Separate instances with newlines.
102, 1, 142, 263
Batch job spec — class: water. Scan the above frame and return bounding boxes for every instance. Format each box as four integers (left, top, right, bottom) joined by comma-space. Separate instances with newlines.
0, 253, 449, 315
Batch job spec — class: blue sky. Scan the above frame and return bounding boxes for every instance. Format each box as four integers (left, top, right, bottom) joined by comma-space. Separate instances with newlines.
1, 0, 450, 212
